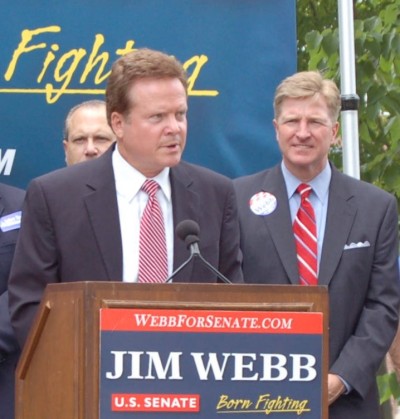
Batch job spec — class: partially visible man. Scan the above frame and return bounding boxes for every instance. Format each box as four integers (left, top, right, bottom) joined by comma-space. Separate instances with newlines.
63, 100, 116, 165
234, 71, 400, 418
0, 183, 24, 419
9, 48, 243, 349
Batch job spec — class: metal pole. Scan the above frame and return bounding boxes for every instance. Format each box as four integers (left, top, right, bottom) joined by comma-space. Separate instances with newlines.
338, 0, 360, 179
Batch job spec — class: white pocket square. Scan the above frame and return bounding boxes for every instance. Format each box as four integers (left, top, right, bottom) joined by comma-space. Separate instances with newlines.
344, 241, 370, 250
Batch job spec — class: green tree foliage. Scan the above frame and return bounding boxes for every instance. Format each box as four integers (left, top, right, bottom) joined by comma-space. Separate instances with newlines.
297, 0, 400, 204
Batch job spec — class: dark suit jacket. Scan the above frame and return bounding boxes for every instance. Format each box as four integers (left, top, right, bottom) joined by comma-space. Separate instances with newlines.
234, 163, 400, 419
0, 183, 24, 419
8, 147, 243, 348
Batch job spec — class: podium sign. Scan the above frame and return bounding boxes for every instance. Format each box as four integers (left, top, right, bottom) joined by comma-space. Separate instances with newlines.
16, 282, 328, 419
100, 308, 323, 418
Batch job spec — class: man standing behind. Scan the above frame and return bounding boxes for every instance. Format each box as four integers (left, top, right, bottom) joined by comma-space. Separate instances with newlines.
234, 71, 400, 418
63, 100, 115, 165
9, 48, 243, 348
0, 183, 24, 419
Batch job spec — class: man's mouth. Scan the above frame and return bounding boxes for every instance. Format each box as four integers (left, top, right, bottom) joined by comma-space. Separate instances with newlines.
293, 144, 313, 149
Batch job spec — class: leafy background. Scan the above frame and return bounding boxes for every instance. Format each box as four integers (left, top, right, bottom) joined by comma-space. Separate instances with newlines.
298, 0, 400, 206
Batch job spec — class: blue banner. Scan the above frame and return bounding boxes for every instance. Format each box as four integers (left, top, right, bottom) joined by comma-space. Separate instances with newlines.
0, 0, 296, 188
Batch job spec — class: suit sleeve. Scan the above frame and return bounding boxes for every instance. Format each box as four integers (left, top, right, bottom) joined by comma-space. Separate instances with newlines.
0, 292, 19, 357
0, 186, 24, 357
330, 196, 400, 398
8, 180, 59, 348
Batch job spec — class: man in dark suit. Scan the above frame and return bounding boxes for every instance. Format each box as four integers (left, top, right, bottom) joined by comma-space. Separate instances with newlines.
8, 48, 243, 349
0, 183, 24, 419
234, 71, 400, 418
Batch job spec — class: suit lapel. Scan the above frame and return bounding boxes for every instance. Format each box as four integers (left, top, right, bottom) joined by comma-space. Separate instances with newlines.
83, 149, 123, 280
318, 168, 356, 285
0, 194, 5, 240
0, 194, 5, 219
257, 165, 356, 286
261, 166, 299, 284
169, 163, 199, 282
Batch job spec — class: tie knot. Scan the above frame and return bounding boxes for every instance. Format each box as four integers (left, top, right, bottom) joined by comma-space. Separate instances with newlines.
296, 183, 312, 199
142, 179, 159, 198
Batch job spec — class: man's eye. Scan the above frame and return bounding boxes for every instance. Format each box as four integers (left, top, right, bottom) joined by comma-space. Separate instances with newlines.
310, 120, 326, 127
150, 114, 163, 121
95, 137, 113, 143
176, 111, 186, 121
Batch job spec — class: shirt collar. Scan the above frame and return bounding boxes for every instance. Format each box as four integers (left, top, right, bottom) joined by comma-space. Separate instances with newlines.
281, 161, 331, 204
112, 145, 171, 202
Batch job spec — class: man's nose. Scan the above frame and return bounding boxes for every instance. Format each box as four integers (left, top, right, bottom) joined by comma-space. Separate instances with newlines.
296, 120, 311, 138
165, 115, 181, 134
85, 139, 98, 155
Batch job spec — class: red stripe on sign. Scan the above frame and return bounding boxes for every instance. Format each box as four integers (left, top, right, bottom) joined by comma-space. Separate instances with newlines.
111, 393, 200, 412
100, 309, 323, 334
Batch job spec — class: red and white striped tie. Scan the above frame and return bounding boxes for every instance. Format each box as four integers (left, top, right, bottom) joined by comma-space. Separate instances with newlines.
293, 183, 318, 285
138, 179, 168, 283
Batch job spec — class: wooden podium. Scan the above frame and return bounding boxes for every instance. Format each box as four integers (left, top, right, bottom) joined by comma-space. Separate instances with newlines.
15, 282, 329, 418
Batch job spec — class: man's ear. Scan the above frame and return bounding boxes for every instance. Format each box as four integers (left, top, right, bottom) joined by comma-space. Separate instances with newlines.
63, 140, 69, 165
110, 112, 124, 138
273, 119, 280, 142
330, 121, 340, 145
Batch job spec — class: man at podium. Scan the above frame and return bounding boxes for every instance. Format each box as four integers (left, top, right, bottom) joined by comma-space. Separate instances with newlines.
8, 48, 243, 349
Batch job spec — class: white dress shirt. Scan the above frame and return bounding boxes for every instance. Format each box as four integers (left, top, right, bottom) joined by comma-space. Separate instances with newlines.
112, 146, 174, 282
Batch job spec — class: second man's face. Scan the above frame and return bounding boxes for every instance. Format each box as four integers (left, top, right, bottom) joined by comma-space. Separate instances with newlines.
273, 95, 339, 182
111, 77, 188, 178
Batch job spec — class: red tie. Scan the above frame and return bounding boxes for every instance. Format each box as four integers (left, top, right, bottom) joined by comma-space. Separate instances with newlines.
138, 180, 168, 283
293, 183, 318, 285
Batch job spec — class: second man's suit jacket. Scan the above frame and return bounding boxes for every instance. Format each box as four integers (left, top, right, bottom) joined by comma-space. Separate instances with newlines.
234, 163, 400, 419
9, 147, 243, 348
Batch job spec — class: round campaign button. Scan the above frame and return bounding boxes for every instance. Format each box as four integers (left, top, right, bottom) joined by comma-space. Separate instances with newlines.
249, 192, 277, 216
